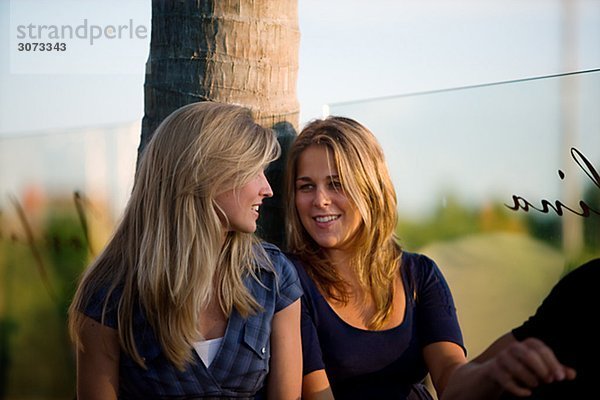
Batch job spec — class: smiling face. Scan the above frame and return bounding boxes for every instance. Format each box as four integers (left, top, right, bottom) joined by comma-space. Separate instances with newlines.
294, 145, 362, 253
215, 170, 273, 233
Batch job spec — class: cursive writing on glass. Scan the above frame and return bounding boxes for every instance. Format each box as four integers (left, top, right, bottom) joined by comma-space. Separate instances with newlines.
505, 147, 600, 217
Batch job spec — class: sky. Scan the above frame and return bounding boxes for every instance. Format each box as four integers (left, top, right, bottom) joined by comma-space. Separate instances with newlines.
1, 0, 599, 136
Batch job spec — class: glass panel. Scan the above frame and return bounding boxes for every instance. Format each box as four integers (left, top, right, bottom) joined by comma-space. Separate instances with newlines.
0, 71, 598, 395
328, 69, 600, 355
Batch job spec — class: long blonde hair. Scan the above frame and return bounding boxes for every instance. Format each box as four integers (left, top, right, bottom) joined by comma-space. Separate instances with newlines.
69, 102, 281, 370
285, 116, 400, 329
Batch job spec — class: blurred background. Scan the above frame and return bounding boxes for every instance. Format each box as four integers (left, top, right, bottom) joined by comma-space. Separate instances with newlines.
1, 0, 600, 398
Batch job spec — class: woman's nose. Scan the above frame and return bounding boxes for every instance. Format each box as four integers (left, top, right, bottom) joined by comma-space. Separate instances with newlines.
259, 171, 273, 198
313, 188, 331, 207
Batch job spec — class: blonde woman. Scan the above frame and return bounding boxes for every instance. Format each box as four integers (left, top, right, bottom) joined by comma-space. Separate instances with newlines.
69, 102, 302, 399
284, 117, 466, 400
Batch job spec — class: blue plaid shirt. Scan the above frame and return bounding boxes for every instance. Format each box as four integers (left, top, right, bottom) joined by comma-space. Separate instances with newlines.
83, 243, 302, 399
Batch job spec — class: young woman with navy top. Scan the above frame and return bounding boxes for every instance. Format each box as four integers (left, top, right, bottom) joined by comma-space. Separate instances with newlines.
68, 102, 303, 399
284, 116, 467, 400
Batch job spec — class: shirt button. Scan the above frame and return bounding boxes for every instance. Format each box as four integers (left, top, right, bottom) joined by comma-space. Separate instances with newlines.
261, 347, 266, 354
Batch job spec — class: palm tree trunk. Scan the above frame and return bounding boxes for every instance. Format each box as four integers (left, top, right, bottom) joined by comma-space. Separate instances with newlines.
140, 0, 299, 247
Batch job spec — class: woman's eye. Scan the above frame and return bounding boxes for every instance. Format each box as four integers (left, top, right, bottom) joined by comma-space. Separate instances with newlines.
296, 183, 314, 192
330, 181, 343, 190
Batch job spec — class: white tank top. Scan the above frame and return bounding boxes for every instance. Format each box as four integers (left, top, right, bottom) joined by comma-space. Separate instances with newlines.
192, 337, 223, 367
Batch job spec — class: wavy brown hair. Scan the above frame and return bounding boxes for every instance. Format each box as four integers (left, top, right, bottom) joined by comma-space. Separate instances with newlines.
285, 116, 401, 329
69, 102, 280, 370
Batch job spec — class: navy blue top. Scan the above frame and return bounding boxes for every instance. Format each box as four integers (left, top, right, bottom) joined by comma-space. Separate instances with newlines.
82, 243, 303, 399
507, 258, 600, 400
291, 251, 464, 400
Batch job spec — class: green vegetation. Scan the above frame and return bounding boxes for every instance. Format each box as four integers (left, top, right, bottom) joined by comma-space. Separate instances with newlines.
0, 197, 92, 399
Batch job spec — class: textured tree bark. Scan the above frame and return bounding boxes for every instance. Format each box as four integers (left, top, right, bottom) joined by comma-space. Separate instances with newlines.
140, 0, 299, 247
